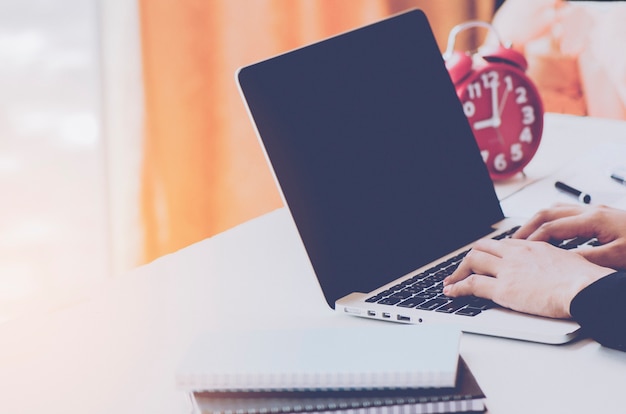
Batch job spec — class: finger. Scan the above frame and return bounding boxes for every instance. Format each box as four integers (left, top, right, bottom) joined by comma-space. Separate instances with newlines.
443, 273, 498, 299
513, 204, 584, 239
525, 214, 599, 242
513, 204, 585, 239
444, 243, 502, 285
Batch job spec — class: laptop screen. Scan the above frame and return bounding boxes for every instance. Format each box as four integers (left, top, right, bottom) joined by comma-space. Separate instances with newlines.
237, 9, 504, 308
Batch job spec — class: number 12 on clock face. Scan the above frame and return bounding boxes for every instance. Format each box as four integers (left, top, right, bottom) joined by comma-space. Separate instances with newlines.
458, 63, 543, 179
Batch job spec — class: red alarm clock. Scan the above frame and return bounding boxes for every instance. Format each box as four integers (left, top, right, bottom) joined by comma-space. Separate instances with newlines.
444, 21, 544, 180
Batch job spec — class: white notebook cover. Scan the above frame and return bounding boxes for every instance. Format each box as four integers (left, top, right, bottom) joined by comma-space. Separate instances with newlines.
176, 324, 461, 392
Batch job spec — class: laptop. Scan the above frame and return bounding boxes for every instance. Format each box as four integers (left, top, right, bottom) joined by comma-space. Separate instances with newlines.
236, 9, 581, 344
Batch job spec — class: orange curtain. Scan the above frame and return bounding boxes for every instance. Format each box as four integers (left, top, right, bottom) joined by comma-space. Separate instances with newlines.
138, 0, 494, 264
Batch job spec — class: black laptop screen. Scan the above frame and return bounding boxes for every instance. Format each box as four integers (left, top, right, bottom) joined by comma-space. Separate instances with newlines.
237, 10, 504, 308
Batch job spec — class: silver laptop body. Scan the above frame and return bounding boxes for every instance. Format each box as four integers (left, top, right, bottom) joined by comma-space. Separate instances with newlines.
236, 9, 580, 344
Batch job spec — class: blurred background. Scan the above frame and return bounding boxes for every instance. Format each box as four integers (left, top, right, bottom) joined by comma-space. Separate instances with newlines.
0, 0, 108, 321
1, 0, 624, 322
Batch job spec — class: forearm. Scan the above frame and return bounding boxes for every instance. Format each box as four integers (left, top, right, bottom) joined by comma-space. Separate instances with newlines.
570, 271, 626, 351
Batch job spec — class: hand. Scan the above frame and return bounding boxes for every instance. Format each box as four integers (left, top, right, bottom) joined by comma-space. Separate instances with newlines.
443, 238, 613, 318
513, 203, 626, 270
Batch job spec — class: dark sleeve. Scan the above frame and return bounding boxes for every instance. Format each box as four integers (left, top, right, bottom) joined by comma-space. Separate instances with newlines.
570, 271, 626, 351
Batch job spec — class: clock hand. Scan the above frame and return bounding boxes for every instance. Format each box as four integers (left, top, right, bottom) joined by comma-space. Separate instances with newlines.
490, 79, 501, 128
498, 84, 510, 116
473, 80, 501, 130
495, 125, 505, 147
473, 118, 496, 130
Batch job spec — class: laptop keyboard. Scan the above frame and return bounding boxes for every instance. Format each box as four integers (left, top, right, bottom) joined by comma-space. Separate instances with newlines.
364, 227, 600, 318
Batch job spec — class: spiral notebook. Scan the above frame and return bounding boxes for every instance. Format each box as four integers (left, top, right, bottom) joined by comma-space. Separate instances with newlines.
190, 358, 485, 414
176, 324, 461, 392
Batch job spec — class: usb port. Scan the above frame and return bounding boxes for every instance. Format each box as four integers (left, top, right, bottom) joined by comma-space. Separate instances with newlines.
397, 315, 410, 322
382, 312, 391, 319
367, 310, 376, 316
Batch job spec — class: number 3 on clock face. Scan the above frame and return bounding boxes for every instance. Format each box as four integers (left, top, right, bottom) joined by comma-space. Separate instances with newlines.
458, 63, 543, 179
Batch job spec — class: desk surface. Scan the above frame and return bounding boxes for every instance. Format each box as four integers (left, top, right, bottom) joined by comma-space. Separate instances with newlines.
1, 114, 626, 414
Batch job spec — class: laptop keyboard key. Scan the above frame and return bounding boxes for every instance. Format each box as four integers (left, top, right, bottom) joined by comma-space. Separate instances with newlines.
389, 291, 413, 299
436, 298, 469, 314
425, 283, 443, 293
414, 291, 438, 300
466, 296, 495, 310
492, 226, 520, 240
365, 294, 385, 303
455, 307, 483, 317
559, 236, 594, 250
397, 296, 428, 308
416, 298, 449, 311
377, 297, 403, 305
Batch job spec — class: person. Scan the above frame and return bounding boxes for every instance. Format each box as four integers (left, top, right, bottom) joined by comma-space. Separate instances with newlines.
442, 203, 626, 351
490, 0, 626, 119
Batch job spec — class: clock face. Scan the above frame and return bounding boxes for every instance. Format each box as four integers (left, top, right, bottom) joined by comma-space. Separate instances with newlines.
458, 62, 543, 179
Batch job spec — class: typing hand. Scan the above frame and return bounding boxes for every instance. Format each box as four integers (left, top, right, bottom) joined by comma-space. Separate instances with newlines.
513, 203, 626, 270
442, 237, 613, 318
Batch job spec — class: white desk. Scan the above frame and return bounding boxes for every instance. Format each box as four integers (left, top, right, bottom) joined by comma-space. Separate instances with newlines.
1, 114, 626, 414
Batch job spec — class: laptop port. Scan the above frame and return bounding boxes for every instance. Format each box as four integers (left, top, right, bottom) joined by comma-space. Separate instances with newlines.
397, 315, 410, 322
367, 310, 376, 316
382, 312, 391, 318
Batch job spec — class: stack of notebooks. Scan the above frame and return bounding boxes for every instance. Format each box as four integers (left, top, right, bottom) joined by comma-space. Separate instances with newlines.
176, 325, 486, 414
